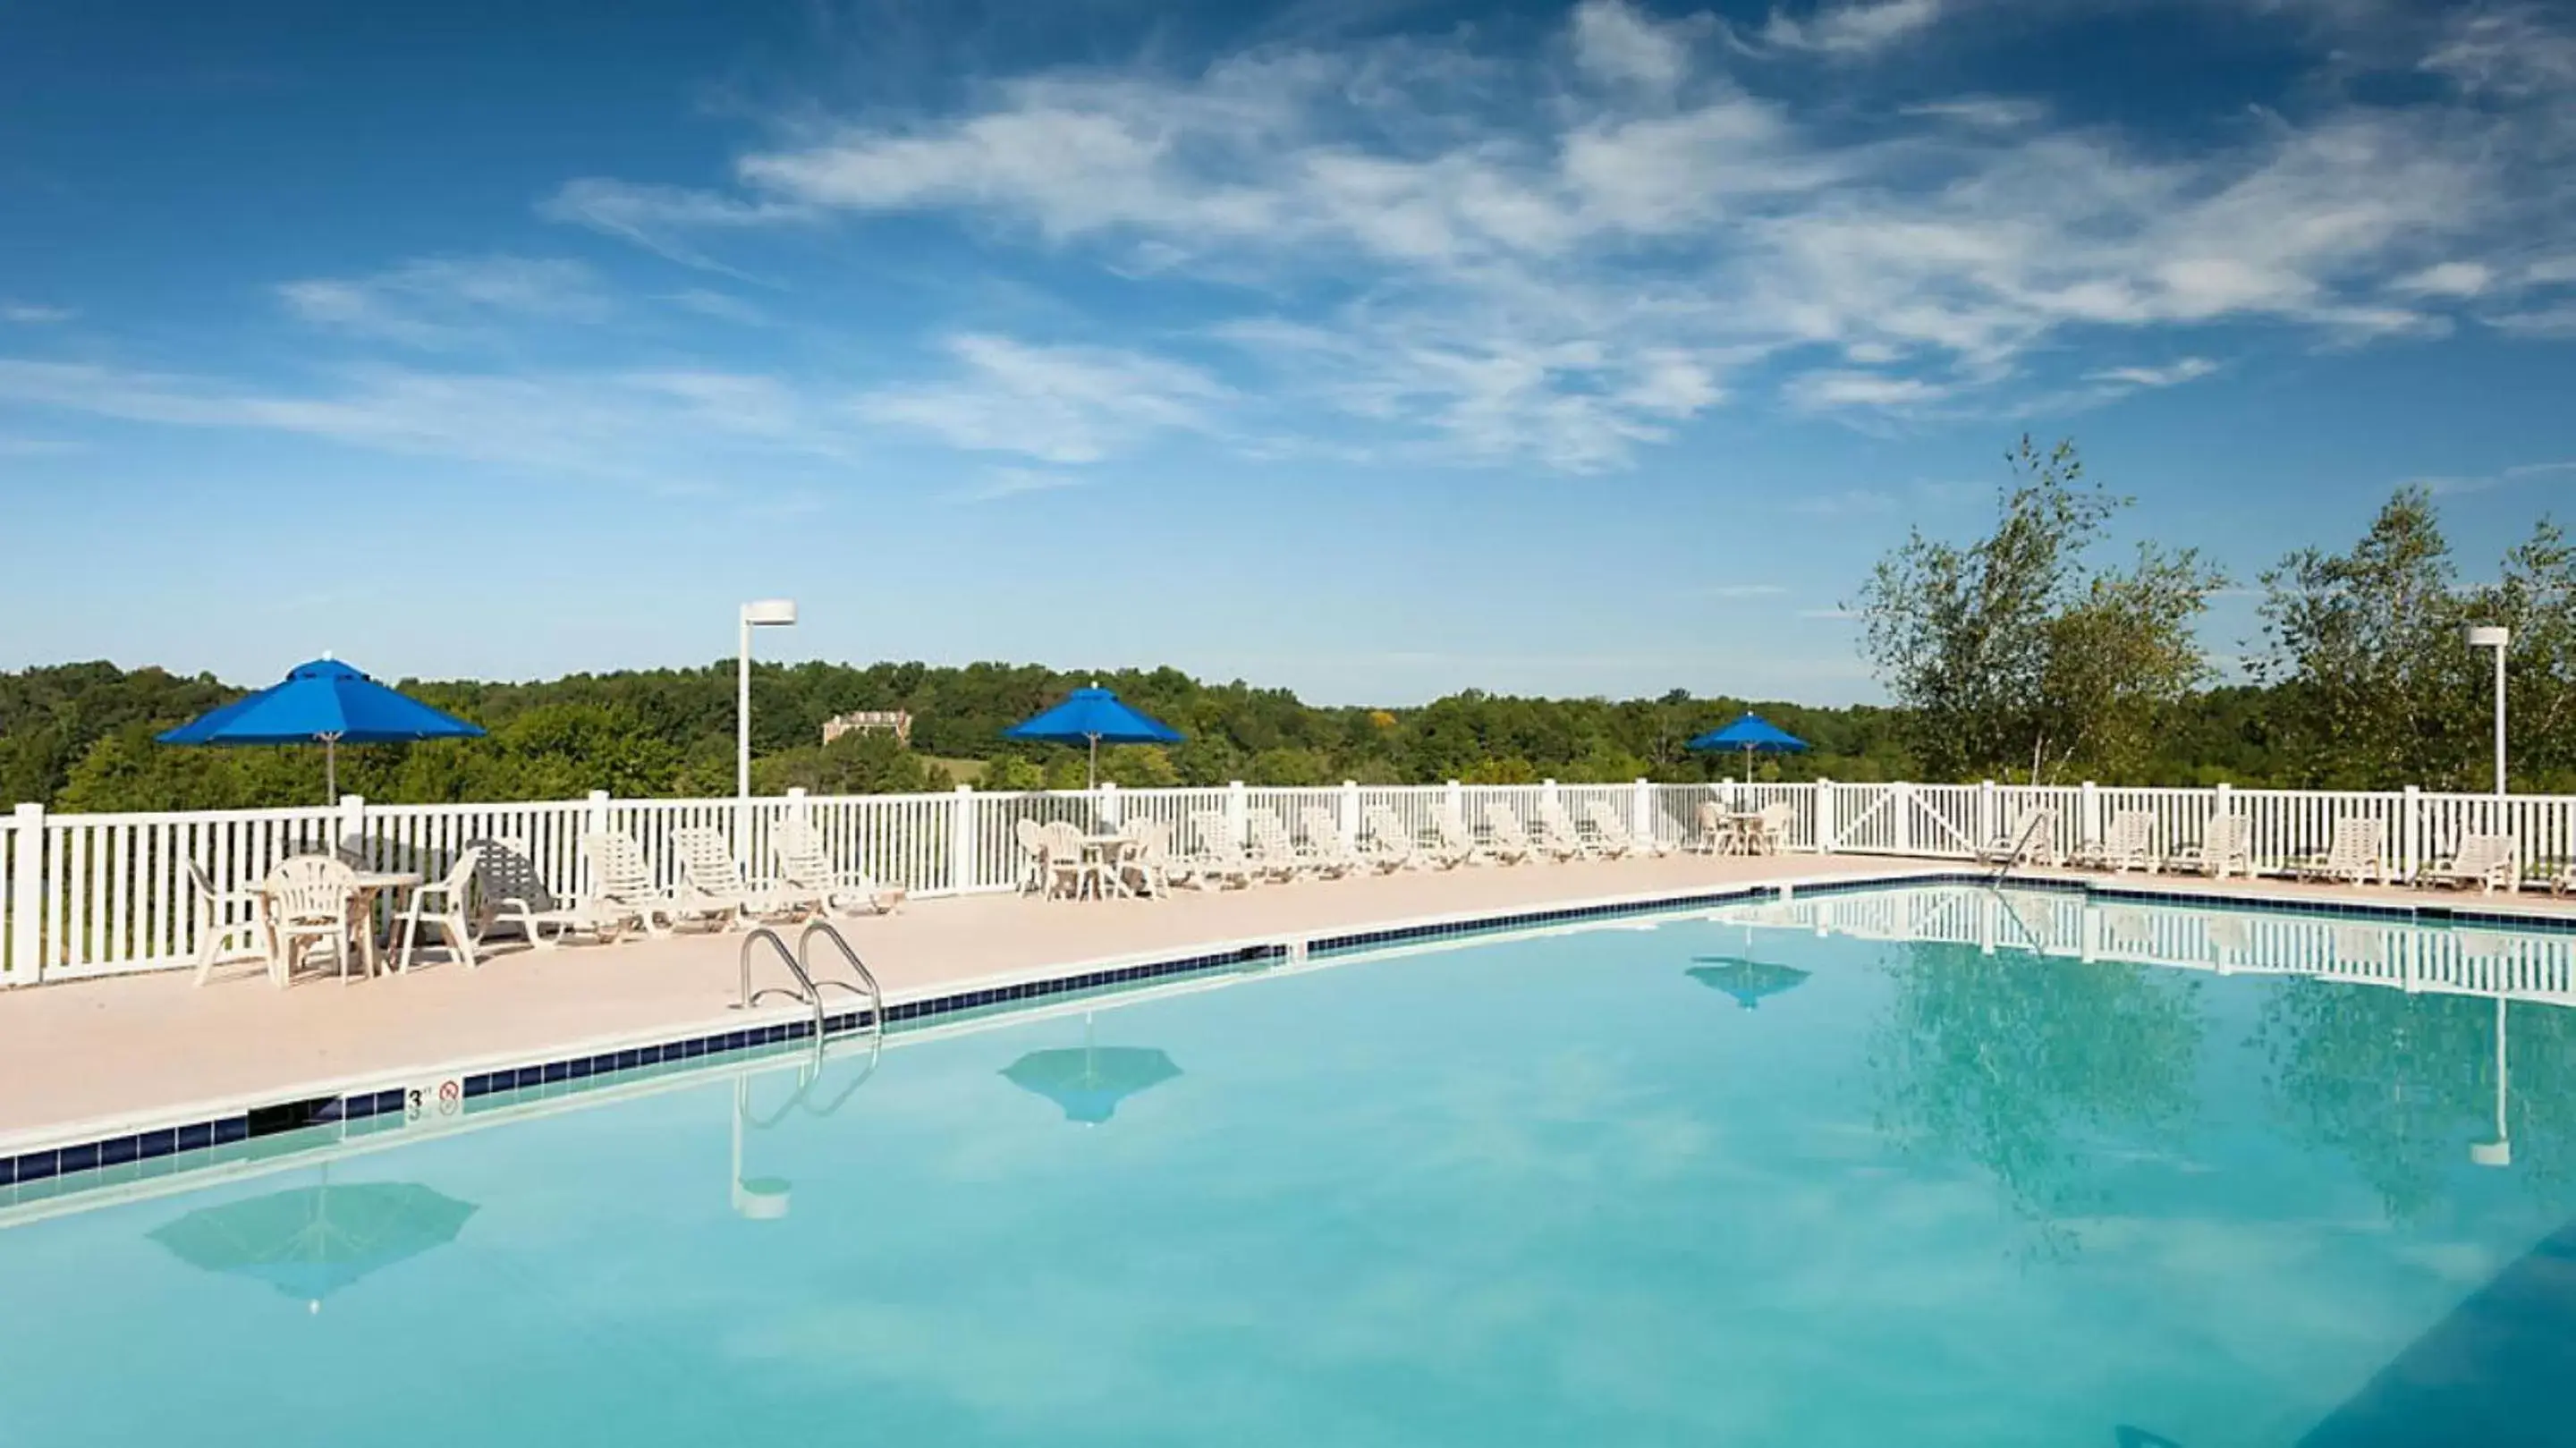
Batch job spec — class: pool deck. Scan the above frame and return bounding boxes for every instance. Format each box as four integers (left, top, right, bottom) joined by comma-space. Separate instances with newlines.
6, 851, 2576, 1151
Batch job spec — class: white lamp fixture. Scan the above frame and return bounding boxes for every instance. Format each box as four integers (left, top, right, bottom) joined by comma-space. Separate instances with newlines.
2467, 623, 2509, 797
738, 599, 799, 799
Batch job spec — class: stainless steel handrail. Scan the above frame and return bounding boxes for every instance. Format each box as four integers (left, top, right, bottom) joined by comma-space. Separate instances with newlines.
737, 927, 826, 1040
797, 919, 886, 1033
1985, 810, 2053, 886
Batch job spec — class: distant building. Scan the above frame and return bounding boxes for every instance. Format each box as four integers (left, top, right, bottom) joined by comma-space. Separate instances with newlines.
822, 709, 913, 747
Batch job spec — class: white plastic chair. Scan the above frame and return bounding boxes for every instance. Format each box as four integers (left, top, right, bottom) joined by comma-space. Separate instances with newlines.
1482, 803, 1540, 865
189, 860, 274, 987
394, 846, 483, 972
263, 855, 362, 982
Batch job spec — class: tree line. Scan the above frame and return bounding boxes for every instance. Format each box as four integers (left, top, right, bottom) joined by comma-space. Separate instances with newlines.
4, 436, 2561, 812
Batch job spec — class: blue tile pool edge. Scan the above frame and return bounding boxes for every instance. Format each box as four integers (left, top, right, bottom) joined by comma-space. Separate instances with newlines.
13, 865, 2576, 1198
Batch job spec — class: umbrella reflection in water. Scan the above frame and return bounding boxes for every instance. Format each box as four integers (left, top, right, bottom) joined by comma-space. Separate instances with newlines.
1687, 956, 1812, 1011
1003, 1013, 1182, 1124
149, 1174, 475, 1315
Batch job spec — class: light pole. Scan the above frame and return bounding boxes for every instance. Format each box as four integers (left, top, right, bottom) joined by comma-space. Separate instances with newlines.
738, 599, 798, 799
2467, 624, 2509, 796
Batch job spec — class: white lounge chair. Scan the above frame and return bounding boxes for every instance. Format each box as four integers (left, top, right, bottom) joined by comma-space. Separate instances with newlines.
1186, 811, 1258, 889
2419, 834, 2517, 893
394, 846, 482, 972
1245, 810, 1311, 881
2167, 815, 2252, 878
1431, 809, 1487, 867
584, 830, 685, 936
775, 817, 907, 916
1975, 809, 2060, 867
1297, 806, 1363, 877
1360, 805, 1419, 871
1012, 818, 1052, 895
1534, 800, 1593, 860
189, 859, 275, 987
2291, 818, 2388, 885
672, 826, 822, 926
2082, 810, 2158, 874
1583, 800, 1665, 859
1482, 802, 1543, 864
470, 836, 631, 949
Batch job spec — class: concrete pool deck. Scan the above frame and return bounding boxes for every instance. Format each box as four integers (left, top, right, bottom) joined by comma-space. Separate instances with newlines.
6, 851, 2576, 1150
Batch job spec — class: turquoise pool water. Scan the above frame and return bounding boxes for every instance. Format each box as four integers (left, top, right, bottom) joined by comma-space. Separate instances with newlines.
5, 886, 2575, 1446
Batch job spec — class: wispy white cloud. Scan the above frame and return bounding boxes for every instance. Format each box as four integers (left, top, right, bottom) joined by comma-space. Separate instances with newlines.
663, 288, 768, 325
1799, 605, 1859, 620
2411, 459, 2576, 496
855, 334, 1233, 464
1788, 487, 1902, 516
1570, 0, 1707, 92
1758, 0, 1945, 56
1, 302, 75, 325
536, 0, 2576, 465
0, 356, 854, 480
2084, 357, 2217, 389
948, 467, 1089, 504
276, 256, 608, 346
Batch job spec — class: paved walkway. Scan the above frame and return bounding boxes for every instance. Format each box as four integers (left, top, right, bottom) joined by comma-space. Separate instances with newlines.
6, 851, 2573, 1147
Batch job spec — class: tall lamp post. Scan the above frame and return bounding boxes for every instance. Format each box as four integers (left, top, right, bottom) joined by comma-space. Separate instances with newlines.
2468, 624, 2509, 797
738, 599, 798, 799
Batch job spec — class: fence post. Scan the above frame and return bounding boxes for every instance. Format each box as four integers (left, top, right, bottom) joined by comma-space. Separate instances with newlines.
951, 784, 977, 893
1816, 778, 1835, 852
582, 790, 611, 896
337, 793, 368, 865
1100, 781, 1122, 830
2080, 781, 2100, 855
1894, 781, 1915, 856
1340, 781, 1361, 845
7, 802, 40, 987
1632, 778, 1654, 845
1979, 779, 1996, 849
2402, 785, 2421, 882
1226, 781, 1249, 845
1540, 778, 1559, 818
1445, 779, 1464, 826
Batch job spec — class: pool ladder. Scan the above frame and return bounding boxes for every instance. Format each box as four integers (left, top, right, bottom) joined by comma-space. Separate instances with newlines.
736, 919, 886, 1043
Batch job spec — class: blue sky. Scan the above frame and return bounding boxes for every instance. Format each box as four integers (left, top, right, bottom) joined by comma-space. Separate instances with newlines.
3, 0, 2572, 705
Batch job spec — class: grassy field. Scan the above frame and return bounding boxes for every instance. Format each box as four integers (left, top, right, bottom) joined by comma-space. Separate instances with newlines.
926, 756, 987, 785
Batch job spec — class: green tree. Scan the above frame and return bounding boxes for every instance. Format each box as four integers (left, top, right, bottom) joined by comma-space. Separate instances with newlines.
1870, 936, 2204, 1252
1857, 436, 2224, 783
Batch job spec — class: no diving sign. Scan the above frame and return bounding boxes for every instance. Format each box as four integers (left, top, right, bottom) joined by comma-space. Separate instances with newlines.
405, 1076, 467, 1126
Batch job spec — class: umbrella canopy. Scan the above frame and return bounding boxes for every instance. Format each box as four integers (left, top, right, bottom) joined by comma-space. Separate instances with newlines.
1003, 1044, 1182, 1124
1687, 956, 1812, 1010
149, 1181, 476, 1310
1686, 711, 1810, 783
157, 657, 484, 799
1004, 683, 1182, 789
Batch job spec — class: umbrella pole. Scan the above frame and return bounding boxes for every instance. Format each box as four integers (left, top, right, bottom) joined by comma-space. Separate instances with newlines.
326, 736, 339, 803
1088, 734, 1099, 792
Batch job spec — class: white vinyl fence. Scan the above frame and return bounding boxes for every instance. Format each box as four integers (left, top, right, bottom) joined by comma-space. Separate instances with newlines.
1734, 885, 2576, 1005
8, 778, 2576, 986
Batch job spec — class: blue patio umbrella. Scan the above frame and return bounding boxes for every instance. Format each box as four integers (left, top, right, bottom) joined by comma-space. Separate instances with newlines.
1687, 711, 1810, 783
1002, 1016, 1182, 1125
157, 656, 485, 800
1004, 682, 1182, 789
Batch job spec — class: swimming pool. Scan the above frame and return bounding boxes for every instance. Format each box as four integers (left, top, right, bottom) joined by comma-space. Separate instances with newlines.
4, 884, 2572, 1446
